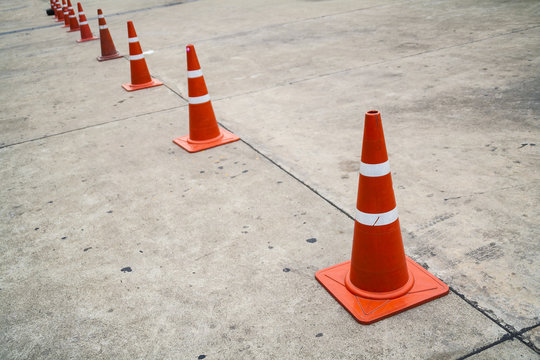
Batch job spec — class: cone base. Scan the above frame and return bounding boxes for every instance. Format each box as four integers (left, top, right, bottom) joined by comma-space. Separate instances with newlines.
315, 257, 448, 324
173, 128, 240, 153
67, 28, 80, 33
77, 36, 99, 43
97, 52, 123, 62
61, 24, 69, 28
121, 78, 163, 92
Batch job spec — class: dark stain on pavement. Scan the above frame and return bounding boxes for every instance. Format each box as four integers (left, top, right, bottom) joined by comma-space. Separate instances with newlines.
121, 267, 132, 272
306, 238, 317, 243
466, 242, 503, 262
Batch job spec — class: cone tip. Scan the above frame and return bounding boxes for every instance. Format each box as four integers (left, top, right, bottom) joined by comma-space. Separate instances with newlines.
97, 8, 102, 14
186, 44, 194, 52
365, 109, 381, 122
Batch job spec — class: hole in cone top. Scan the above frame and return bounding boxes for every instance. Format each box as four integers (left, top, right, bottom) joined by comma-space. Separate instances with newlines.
367, 110, 379, 115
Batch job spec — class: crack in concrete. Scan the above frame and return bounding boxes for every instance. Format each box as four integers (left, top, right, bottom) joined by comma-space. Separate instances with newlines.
0, 104, 186, 149
218, 123, 540, 357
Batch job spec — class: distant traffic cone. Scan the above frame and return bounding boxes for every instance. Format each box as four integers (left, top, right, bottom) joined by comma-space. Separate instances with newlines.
62, 0, 70, 28
55, 0, 64, 22
96, 9, 122, 61
121, 21, 163, 91
76, 3, 97, 42
52, 0, 59, 19
172, 44, 240, 153
315, 110, 448, 324
66, 0, 79, 33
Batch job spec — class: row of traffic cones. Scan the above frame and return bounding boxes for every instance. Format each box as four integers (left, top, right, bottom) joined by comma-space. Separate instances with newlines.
48, 1, 236, 153
49, 0, 121, 58
45, 2, 448, 324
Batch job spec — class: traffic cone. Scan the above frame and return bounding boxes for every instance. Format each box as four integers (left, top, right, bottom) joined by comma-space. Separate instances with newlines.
66, 0, 79, 33
121, 21, 162, 91
62, 0, 70, 28
172, 44, 240, 153
55, 0, 64, 22
315, 110, 448, 324
76, 3, 98, 43
52, 0, 59, 19
96, 9, 122, 61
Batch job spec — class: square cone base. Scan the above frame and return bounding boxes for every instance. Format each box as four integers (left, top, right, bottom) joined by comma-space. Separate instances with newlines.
173, 128, 240, 153
315, 257, 448, 324
97, 52, 123, 62
121, 78, 163, 92
77, 36, 99, 43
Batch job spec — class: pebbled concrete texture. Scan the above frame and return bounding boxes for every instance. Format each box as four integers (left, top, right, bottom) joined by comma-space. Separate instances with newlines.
0, 110, 506, 359
1, 0, 539, 358
468, 338, 539, 360
520, 327, 540, 353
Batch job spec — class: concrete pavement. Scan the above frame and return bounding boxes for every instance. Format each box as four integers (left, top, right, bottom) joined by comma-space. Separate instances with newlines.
1, 0, 539, 358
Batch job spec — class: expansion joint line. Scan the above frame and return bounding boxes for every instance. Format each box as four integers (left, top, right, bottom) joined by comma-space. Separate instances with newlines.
216, 121, 540, 357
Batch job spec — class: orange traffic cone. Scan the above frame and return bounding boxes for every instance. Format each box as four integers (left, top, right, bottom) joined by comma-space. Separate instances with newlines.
66, 0, 79, 33
96, 9, 122, 61
315, 110, 448, 324
76, 3, 97, 43
52, 0, 59, 19
61, 0, 70, 28
55, 0, 64, 22
121, 21, 163, 91
172, 44, 240, 153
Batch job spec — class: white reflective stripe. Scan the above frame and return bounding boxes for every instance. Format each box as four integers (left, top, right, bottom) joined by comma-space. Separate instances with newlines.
355, 207, 398, 226
79, 11, 84, 15
189, 94, 210, 104
69, 15, 75, 18
360, 160, 391, 177
98, 14, 104, 18
129, 54, 144, 61
79, 21, 88, 25
128, 37, 139, 43
99, 25, 108, 30
64, 11, 69, 14
68, 6, 72, 9
187, 69, 203, 78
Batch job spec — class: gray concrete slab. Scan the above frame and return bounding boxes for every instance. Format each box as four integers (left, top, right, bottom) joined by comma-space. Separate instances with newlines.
0, 110, 506, 359
213, 7, 540, 330
146, 0, 540, 100
0, 27, 181, 147
520, 327, 540, 353
468, 338, 539, 360
1, 0, 539, 358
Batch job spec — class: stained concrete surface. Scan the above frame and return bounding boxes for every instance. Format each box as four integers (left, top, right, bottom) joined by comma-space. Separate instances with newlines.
1, 0, 539, 358
468, 338, 539, 360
